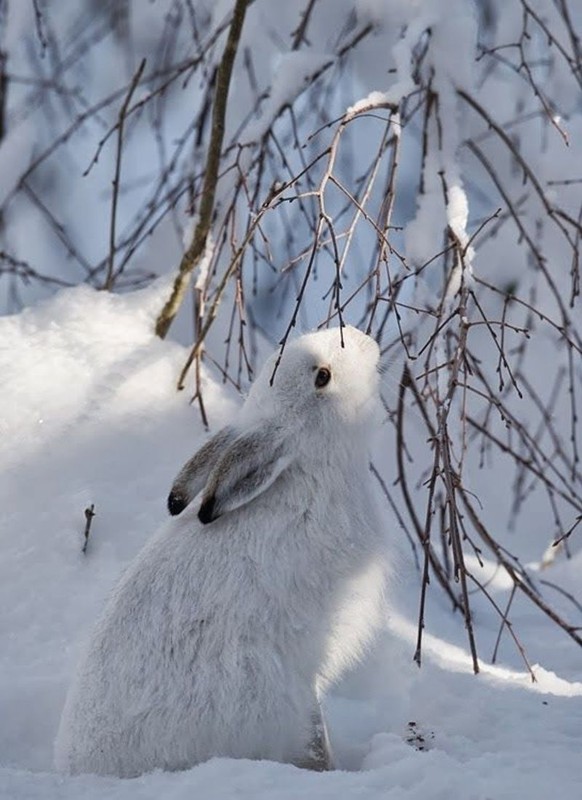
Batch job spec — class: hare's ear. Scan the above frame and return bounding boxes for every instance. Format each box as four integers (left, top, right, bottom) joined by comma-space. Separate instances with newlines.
168, 426, 237, 516
198, 423, 291, 525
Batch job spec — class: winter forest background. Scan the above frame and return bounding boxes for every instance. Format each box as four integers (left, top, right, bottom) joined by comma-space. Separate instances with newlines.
1, 1, 581, 798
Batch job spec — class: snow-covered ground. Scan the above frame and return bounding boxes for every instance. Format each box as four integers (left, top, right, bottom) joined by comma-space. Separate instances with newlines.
1, 284, 581, 799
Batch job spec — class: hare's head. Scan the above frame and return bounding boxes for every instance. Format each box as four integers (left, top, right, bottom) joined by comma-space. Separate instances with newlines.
245, 325, 380, 429
168, 326, 380, 522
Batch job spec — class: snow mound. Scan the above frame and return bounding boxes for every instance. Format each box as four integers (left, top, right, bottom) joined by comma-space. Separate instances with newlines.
1, 285, 581, 799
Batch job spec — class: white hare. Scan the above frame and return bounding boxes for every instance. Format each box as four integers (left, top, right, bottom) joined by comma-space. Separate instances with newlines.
55, 325, 390, 777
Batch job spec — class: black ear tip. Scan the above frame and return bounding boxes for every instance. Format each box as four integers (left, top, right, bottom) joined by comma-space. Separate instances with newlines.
168, 490, 187, 516
198, 495, 217, 525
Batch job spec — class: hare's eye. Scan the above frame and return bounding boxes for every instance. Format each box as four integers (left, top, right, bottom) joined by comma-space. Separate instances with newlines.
314, 367, 331, 388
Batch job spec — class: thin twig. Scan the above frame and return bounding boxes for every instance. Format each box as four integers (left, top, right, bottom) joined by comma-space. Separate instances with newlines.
104, 58, 146, 291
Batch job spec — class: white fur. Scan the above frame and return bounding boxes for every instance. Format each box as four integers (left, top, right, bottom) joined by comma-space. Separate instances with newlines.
54, 326, 391, 777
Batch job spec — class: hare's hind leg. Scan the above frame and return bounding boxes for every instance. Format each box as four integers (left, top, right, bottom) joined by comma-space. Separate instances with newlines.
296, 708, 333, 771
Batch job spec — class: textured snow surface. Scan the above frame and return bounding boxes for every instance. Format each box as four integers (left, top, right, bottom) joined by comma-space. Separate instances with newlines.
1, 284, 581, 799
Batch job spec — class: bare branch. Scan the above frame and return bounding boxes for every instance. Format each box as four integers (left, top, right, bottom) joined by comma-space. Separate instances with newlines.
155, 0, 250, 339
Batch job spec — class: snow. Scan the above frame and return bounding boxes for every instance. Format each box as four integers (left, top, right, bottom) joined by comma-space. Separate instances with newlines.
194, 235, 215, 312
444, 181, 475, 298
345, 91, 395, 120
446, 183, 470, 250
1, 284, 582, 798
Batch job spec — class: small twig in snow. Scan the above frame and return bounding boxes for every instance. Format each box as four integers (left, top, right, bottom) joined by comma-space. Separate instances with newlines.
82, 504, 96, 554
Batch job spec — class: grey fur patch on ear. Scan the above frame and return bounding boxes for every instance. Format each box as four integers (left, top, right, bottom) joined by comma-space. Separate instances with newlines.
199, 422, 292, 521
168, 426, 236, 515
